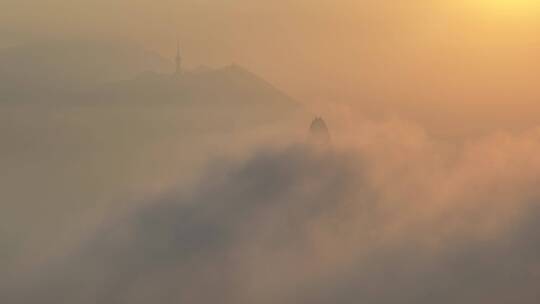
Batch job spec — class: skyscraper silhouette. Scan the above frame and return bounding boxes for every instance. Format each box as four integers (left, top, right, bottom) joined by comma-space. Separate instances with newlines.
309, 117, 331, 145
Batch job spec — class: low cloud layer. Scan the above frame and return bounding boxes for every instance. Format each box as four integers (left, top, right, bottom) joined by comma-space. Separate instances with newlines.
5, 121, 540, 304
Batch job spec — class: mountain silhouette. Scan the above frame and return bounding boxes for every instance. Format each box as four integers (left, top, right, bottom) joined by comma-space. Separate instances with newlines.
0, 40, 301, 125
92, 64, 290, 104
85, 64, 300, 123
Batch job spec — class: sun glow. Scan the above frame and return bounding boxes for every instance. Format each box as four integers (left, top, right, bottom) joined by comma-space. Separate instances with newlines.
473, 0, 540, 16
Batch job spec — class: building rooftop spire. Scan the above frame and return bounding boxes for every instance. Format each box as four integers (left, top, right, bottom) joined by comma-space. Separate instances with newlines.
309, 116, 331, 145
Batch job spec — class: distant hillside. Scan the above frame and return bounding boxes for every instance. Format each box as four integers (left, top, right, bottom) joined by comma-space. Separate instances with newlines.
0, 40, 301, 124
92, 65, 290, 104
85, 64, 301, 124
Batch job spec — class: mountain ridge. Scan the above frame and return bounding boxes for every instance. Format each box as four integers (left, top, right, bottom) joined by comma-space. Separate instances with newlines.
0, 40, 302, 125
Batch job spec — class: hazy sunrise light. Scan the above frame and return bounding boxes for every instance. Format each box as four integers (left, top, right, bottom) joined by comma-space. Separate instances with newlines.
3, 1, 540, 303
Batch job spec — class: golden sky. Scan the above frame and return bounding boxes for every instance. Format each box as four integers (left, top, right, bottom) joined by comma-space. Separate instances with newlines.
5, 3, 540, 301
3, 0, 540, 130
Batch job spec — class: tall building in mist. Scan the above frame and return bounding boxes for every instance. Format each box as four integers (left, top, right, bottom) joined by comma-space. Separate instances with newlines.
309, 117, 331, 145
175, 40, 182, 76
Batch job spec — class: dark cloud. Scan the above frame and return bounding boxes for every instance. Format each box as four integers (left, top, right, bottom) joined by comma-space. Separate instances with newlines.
4, 131, 540, 303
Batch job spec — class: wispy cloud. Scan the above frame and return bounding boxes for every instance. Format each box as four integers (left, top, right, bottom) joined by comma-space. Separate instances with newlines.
6, 121, 540, 303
